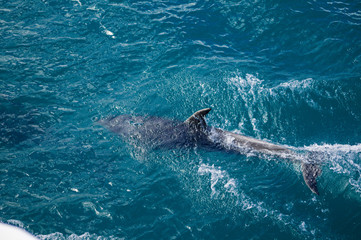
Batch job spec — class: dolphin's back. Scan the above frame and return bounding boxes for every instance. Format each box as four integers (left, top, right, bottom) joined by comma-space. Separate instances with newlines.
209, 128, 291, 154
99, 114, 196, 148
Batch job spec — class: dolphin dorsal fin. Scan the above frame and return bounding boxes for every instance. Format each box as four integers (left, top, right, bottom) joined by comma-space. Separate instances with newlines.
185, 108, 211, 131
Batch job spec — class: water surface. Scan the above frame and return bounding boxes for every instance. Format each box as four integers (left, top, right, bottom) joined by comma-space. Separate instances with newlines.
1, 0, 361, 239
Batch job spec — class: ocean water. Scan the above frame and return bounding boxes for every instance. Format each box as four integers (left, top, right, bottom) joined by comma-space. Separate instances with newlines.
1, 0, 361, 239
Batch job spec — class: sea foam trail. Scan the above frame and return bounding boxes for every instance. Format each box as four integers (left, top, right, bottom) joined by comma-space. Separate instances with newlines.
225, 75, 316, 138
303, 143, 361, 154
224, 74, 360, 143
197, 163, 324, 239
300, 143, 361, 196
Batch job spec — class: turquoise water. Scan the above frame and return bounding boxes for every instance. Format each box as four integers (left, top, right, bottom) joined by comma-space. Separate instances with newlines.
1, 0, 361, 239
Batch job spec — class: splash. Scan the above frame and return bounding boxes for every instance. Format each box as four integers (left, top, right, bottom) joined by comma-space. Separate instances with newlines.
228, 74, 265, 136
198, 163, 239, 199
300, 143, 361, 195
82, 202, 113, 220
100, 24, 116, 39
226, 74, 360, 138
303, 143, 361, 154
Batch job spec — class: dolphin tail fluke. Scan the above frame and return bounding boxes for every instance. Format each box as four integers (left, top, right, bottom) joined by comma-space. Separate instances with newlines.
301, 162, 322, 195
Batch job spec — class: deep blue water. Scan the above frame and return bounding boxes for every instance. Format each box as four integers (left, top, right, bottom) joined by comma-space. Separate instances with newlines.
1, 0, 361, 239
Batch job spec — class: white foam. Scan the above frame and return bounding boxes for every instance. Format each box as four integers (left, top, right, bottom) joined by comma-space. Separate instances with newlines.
275, 78, 314, 91
86, 6, 98, 11
229, 74, 264, 91
299, 221, 307, 232
71, 0, 82, 6
303, 143, 361, 153
301, 142, 361, 171
100, 24, 116, 39
225, 75, 336, 136
198, 163, 240, 199
82, 202, 112, 220
226, 74, 266, 136
104, 29, 115, 38
227, 74, 318, 103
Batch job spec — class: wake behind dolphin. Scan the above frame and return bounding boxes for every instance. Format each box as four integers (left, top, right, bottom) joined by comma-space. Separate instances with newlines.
99, 108, 322, 195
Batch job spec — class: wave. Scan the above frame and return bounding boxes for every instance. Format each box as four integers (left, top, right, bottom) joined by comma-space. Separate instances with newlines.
227, 74, 327, 118
196, 162, 323, 239
223, 74, 361, 147
228, 74, 360, 117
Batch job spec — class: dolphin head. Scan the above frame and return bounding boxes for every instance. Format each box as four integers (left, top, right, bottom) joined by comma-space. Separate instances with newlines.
98, 114, 144, 138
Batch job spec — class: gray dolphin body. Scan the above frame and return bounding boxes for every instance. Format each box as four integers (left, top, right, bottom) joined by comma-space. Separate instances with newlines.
99, 108, 321, 195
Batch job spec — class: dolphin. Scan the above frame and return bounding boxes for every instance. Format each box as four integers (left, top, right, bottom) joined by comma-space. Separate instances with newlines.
99, 108, 322, 195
